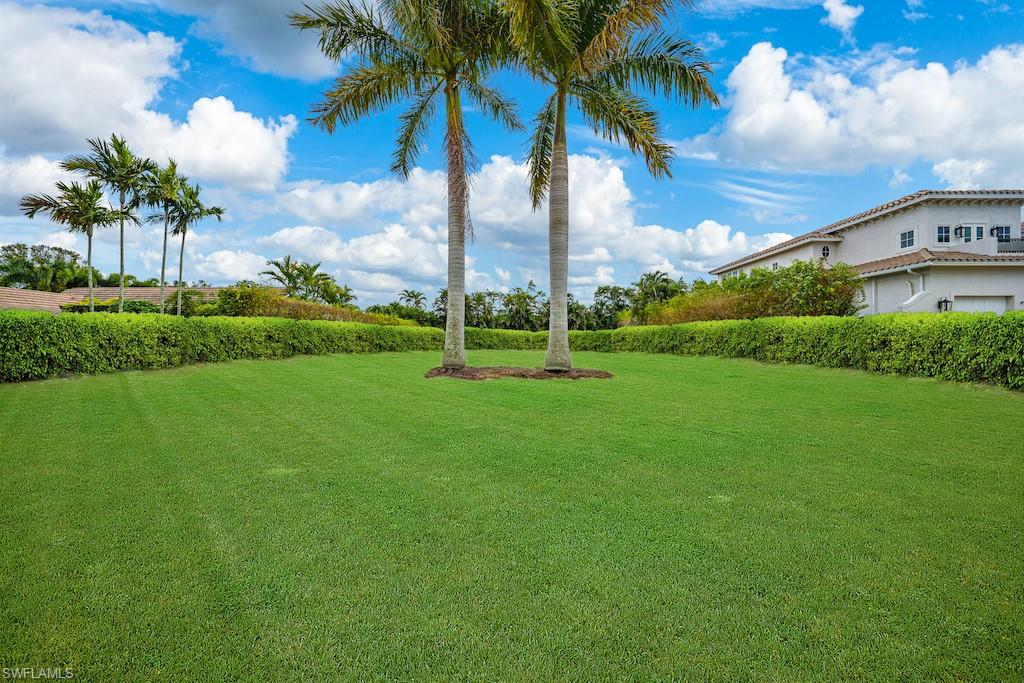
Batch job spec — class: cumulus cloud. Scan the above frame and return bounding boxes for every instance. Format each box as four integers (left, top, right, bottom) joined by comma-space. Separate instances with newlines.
193, 249, 269, 281
820, 0, 864, 41
0, 2, 298, 193
127, 0, 335, 80
0, 155, 73, 214
681, 41, 1024, 187
135, 97, 298, 192
266, 154, 790, 290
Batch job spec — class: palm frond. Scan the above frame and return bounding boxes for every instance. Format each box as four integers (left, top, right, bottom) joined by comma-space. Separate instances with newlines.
309, 56, 430, 132
391, 81, 443, 178
596, 33, 719, 106
573, 77, 674, 177
525, 92, 559, 209
578, 0, 693, 69
291, 0, 418, 62
503, 0, 578, 73
463, 78, 523, 131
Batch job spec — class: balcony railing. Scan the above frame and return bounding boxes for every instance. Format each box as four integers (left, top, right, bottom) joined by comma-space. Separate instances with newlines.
997, 239, 1024, 253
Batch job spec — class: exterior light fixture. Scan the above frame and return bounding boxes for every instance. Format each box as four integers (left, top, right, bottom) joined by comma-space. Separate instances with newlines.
937, 297, 952, 312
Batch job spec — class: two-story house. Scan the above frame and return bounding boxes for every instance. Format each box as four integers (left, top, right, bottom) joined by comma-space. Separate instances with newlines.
709, 190, 1024, 314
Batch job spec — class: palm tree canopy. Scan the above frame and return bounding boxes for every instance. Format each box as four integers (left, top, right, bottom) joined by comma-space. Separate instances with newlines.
20, 180, 127, 235
507, 0, 719, 206
62, 135, 158, 204
143, 160, 185, 218
168, 183, 225, 237
292, 0, 522, 180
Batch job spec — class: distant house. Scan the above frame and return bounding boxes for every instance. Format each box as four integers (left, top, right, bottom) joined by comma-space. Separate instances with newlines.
710, 190, 1024, 314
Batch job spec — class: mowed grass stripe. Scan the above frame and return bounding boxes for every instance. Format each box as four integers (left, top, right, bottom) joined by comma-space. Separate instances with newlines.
1, 351, 1021, 681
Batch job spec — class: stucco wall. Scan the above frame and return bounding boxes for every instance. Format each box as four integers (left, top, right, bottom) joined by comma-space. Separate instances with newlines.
862, 266, 1024, 314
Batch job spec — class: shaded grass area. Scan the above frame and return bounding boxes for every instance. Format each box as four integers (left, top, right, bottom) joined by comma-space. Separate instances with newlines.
1, 351, 1022, 681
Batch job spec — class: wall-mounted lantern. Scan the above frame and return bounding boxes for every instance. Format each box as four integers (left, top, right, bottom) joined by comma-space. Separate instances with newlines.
953, 226, 965, 238
937, 297, 952, 312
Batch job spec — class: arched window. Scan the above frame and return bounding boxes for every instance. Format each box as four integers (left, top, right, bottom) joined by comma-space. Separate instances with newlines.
821, 245, 831, 260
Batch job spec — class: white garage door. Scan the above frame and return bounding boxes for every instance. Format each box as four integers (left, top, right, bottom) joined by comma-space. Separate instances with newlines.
953, 296, 1009, 313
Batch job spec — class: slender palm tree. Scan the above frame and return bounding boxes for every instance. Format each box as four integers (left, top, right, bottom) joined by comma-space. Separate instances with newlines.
399, 289, 427, 309
292, 0, 521, 369
62, 135, 158, 312
144, 160, 185, 313
169, 183, 224, 315
506, 0, 718, 369
19, 181, 126, 312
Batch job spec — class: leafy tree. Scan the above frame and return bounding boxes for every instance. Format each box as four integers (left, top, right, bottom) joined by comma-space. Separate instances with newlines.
0, 244, 86, 293
293, 0, 522, 369
507, 0, 718, 368
168, 183, 224, 315
63, 135, 158, 312
144, 160, 186, 313
19, 182, 127, 310
628, 270, 686, 323
591, 284, 630, 328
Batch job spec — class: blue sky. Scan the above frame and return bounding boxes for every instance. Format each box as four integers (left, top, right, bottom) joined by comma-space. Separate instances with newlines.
1, 0, 1022, 303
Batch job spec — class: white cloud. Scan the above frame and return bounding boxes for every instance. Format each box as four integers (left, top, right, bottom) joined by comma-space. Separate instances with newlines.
820, 0, 864, 41
193, 249, 269, 281
126, 0, 335, 80
697, 0, 819, 17
0, 2, 179, 155
135, 97, 298, 192
683, 41, 1024, 187
0, 3, 298, 192
0, 155, 73, 213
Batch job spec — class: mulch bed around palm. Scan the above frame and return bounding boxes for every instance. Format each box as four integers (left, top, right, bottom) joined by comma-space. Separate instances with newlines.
425, 366, 613, 381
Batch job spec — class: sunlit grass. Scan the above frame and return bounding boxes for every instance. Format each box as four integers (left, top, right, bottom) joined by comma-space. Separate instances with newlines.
1, 351, 1021, 680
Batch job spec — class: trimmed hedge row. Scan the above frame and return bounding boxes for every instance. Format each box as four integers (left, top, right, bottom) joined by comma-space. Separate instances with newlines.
571, 313, 1024, 389
2, 310, 1022, 389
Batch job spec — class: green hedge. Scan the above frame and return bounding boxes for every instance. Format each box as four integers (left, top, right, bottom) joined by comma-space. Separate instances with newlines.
2, 311, 1022, 389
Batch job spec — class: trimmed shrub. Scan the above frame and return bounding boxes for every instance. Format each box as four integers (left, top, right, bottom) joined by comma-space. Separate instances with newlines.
61, 298, 161, 314
215, 285, 413, 326
1, 311, 1021, 389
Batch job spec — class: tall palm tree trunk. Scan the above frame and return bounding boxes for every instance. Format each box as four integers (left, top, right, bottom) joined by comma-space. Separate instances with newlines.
177, 231, 186, 316
545, 90, 572, 371
159, 205, 169, 314
87, 230, 94, 313
442, 80, 467, 369
118, 189, 125, 313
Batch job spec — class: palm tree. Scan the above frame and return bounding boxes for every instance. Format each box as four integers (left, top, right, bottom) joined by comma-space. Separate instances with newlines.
144, 160, 186, 313
506, 0, 718, 369
292, 0, 522, 369
63, 135, 157, 312
399, 289, 427, 309
169, 183, 224, 315
19, 181, 126, 311
260, 255, 305, 297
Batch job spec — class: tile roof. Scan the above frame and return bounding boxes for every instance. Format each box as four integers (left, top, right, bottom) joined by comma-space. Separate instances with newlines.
710, 189, 1024, 274
855, 249, 1024, 275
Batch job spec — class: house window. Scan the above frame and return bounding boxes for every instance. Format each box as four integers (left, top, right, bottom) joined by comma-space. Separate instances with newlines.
772, 262, 779, 271
900, 230, 915, 249
937, 226, 950, 243
976, 226, 984, 240
963, 225, 971, 243
821, 245, 831, 260
995, 225, 1012, 241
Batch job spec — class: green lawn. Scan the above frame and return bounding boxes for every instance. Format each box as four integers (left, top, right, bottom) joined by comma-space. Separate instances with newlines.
1, 351, 1022, 681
